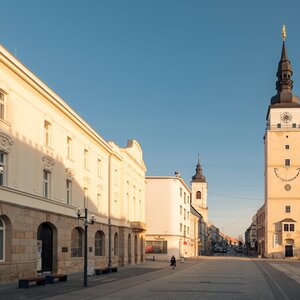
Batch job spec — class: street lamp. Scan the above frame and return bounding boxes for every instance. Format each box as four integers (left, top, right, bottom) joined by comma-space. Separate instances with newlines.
76, 208, 96, 287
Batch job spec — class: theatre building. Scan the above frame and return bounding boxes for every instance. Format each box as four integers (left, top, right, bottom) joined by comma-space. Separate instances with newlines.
0, 44, 146, 282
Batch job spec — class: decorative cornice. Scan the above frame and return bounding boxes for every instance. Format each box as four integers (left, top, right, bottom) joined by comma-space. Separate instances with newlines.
42, 156, 55, 171
0, 132, 14, 153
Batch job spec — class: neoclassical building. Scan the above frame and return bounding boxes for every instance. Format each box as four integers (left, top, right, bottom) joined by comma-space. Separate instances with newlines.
0, 44, 146, 282
263, 27, 300, 258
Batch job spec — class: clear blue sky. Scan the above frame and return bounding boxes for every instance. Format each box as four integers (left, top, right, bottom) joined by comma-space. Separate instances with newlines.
1, 0, 300, 238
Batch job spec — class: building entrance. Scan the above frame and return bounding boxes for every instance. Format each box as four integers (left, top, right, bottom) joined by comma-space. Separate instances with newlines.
285, 245, 293, 257
37, 223, 53, 272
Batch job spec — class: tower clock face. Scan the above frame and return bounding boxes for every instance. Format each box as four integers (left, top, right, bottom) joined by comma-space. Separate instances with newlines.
281, 112, 292, 123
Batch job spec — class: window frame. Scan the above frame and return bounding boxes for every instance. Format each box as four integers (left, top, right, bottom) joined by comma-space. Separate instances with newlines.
0, 151, 6, 186
95, 230, 105, 256
0, 218, 5, 262
66, 179, 72, 205
43, 170, 51, 198
44, 120, 52, 146
67, 137, 72, 160
0, 91, 5, 120
71, 228, 83, 257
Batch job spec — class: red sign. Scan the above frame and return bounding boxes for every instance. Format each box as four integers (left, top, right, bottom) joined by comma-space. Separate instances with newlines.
183, 241, 187, 245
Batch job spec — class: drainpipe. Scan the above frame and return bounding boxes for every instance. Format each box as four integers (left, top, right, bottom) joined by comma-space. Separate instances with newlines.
108, 153, 112, 269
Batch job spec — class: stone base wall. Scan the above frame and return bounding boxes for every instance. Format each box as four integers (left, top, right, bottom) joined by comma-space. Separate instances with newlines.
0, 201, 145, 283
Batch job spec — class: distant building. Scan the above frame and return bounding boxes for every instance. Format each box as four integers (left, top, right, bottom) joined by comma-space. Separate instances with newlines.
263, 29, 300, 258
0, 44, 146, 282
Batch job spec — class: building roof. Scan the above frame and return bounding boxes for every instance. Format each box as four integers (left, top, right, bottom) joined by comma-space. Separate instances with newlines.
280, 218, 296, 223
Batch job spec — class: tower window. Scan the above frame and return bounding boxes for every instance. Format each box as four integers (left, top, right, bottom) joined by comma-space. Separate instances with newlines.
196, 191, 201, 199
285, 145, 289, 149
292, 123, 296, 128
277, 124, 281, 128
285, 205, 291, 213
285, 159, 291, 166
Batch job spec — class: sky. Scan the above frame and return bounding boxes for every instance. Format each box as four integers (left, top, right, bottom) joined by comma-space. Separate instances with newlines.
1, 0, 300, 238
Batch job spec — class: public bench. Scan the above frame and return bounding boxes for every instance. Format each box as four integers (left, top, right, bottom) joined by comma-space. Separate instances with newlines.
45, 274, 67, 284
19, 276, 46, 288
95, 267, 118, 275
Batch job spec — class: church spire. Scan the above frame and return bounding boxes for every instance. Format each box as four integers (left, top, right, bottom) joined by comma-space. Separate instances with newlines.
271, 25, 300, 105
192, 156, 206, 182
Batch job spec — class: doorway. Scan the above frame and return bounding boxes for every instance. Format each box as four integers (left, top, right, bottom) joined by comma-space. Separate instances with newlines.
285, 245, 293, 257
37, 222, 53, 272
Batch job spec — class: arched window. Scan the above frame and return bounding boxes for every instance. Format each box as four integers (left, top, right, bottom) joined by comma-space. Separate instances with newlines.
114, 233, 119, 256
71, 228, 83, 257
196, 191, 201, 199
0, 218, 5, 261
95, 230, 105, 256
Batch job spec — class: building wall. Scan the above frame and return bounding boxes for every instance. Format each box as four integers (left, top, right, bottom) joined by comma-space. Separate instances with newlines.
145, 176, 192, 260
0, 44, 146, 282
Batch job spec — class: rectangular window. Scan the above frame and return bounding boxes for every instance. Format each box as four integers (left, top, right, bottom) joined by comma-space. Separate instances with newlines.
292, 123, 296, 128
0, 92, 5, 120
0, 152, 6, 186
180, 223, 182, 232
66, 180, 72, 205
285, 159, 291, 166
285, 205, 291, 213
290, 224, 295, 231
277, 123, 281, 128
184, 192, 186, 203
97, 159, 102, 177
184, 209, 186, 220
97, 193, 101, 212
180, 205, 182, 215
180, 188, 182, 197
187, 211, 190, 219
44, 121, 51, 146
84, 149, 88, 169
284, 224, 289, 231
184, 225, 186, 236
187, 226, 190, 235
285, 145, 289, 149
43, 170, 50, 198
145, 241, 167, 254
187, 196, 189, 204
67, 137, 72, 159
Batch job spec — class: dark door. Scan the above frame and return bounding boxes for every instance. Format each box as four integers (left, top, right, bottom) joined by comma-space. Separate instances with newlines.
37, 223, 53, 272
285, 245, 293, 257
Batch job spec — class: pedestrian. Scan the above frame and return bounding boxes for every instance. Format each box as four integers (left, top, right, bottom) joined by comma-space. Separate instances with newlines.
170, 255, 176, 270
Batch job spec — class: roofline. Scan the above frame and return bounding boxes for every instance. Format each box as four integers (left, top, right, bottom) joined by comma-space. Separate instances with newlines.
146, 175, 191, 192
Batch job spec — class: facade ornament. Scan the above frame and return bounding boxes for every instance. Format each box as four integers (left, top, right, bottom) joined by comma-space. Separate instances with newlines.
65, 168, 75, 179
0, 132, 14, 153
42, 156, 55, 171
83, 177, 91, 187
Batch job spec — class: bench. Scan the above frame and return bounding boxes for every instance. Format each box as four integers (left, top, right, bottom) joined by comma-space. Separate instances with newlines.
45, 274, 67, 284
19, 276, 46, 288
95, 267, 117, 275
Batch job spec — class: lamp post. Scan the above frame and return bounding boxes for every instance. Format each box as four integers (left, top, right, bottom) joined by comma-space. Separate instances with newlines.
76, 208, 95, 287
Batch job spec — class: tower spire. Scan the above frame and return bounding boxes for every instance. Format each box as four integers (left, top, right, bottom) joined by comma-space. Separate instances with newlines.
271, 25, 300, 105
192, 156, 206, 182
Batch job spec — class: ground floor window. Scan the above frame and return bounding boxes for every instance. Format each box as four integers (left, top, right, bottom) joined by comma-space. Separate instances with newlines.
0, 218, 4, 261
95, 230, 105, 256
71, 228, 83, 257
145, 241, 168, 254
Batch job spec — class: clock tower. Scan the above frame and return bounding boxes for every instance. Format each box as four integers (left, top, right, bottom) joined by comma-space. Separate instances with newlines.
264, 26, 300, 258
191, 158, 208, 222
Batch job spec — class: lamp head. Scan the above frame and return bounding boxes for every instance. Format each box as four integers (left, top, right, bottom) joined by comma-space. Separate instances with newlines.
76, 208, 82, 218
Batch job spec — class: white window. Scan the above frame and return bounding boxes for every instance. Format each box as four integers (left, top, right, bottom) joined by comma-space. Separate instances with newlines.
0, 92, 5, 120
67, 137, 72, 159
84, 149, 88, 169
66, 180, 72, 204
43, 170, 50, 198
44, 121, 52, 146
0, 152, 6, 186
0, 218, 4, 261
97, 159, 102, 177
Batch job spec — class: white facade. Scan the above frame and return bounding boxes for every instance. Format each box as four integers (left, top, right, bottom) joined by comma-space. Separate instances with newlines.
145, 175, 193, 260
0, 44, 146, 282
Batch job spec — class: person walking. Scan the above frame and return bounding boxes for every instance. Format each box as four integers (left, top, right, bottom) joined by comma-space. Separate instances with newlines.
170, 255, 176, 270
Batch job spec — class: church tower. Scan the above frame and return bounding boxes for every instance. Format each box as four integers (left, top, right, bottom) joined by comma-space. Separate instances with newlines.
191, 157, 208, 222
264, 25, 300, 258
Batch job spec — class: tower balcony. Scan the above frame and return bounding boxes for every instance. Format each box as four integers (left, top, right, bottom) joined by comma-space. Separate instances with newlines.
266, 124, 300, 131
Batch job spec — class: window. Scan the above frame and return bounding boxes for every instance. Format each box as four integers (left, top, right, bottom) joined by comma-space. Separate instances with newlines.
145, 241, 167, 254
285, 145, 289, 149
180, 205, 182, 215
44, 121, 52, 146
184, 192, 186, 203
71, 228, 83, 257
114, 233, 119, 255
292, 123, 296, 128
184, 209, 186, 220
84, 149, 88, 169
187, 211, 190, 219
97, 159, 102, 177
187, 226, 190, 235
180, 188, 182, 197
285, 205, 291, 213
196, 191, 201, 199
0, 92, 5, 120
43, 170, 50, 198
67, 137, 72, 159
284, 223, 295, 232
184, 225, 186, 236
0, 218, 4, 261
0, 152, 6, 186
114, 169, 118, 185
180, 223, 182, 232
95, 231, 105, 256
66, 180, 72, 204
285, 159, 290, 166
97, 193, 101, 212
187, 196, 189, 204
277, 123, 281, 128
